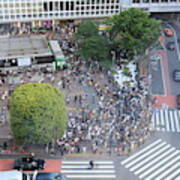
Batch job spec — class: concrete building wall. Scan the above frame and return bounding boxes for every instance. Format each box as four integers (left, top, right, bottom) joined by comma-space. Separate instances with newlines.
0, 0, 179, 24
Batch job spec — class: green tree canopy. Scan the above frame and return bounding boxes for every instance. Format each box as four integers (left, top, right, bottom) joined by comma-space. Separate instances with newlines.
78, 35, 109, 62
107, 8, 161, 60
75, 20, 111, 63
9, 83, 67, 144
75, 20, 99, 40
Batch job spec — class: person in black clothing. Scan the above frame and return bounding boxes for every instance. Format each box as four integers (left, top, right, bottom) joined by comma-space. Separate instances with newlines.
88, 160, 94, 169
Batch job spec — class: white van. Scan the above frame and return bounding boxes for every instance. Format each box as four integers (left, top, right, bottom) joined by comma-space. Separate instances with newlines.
0, 170, 30, 180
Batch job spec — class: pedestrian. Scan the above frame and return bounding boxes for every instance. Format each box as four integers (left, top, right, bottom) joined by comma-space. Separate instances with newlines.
88, 160, 94, 169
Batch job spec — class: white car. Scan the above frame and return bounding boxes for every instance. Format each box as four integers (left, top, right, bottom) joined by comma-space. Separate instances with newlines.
0, 170, 30, 180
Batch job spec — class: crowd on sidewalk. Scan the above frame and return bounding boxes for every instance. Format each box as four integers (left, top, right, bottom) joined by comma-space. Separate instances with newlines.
0, 22, 153, 155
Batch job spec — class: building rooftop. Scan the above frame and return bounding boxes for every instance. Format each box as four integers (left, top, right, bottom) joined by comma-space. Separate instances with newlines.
0, 35, 52, 60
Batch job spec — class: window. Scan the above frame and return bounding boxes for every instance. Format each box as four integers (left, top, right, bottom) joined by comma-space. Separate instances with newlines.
49, 2, 53, 11
66, 2, 69, 10
11, 15, 15, 19
70, 2, 74, 10
133, 0, 140, 2
43, 2, 48, 11
60, 2, 63, 10
142, 0, 149, 2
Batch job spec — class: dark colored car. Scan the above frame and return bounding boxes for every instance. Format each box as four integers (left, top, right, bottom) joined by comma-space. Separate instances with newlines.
33, 172, 67, 180
173, 70, 180, 81
176, 95, 180, 109
166, 42, 175, 51
14, 157, 45, 171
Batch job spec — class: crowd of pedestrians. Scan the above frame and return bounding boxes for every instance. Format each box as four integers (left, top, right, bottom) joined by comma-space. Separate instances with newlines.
0, 21, 153, 155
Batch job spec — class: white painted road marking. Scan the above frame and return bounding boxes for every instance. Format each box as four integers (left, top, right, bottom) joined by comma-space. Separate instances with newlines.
121, 139, 180, 180
152, 109, 180, 132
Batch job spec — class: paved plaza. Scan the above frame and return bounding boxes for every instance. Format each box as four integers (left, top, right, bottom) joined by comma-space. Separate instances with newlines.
0, 19, 180, 180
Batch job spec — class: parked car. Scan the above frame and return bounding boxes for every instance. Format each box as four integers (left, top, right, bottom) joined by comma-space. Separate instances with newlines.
164, 28, 174, 37
166, 42, 175, 51
176, 94, 180, 109
14, 156, 45, 171
32, 172, 67, 180
173, 70, 180, 81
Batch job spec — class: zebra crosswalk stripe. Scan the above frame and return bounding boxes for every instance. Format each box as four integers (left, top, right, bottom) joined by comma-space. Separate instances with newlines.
134, 147, 175, 175
124, 141, 167, 168
177, 111, 180, 131
174, 111, 180, 132
154, 162, 180, 180
152, 109, 180, 132
129, 144, 171, 171
151, 113, 156, 130
121, 139, 162, 165
175, 176, 180, 180
160, 110, 165, 131
144, 155, 180, 180
155, 112, 160, 131
138, 150, 179, 179
121, 139, 180, 180
61, 160, 116, 179
165, 109, 170, 131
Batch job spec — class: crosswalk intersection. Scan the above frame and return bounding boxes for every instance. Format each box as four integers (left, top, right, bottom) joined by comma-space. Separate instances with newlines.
151, 109, 180, 132
121, 139, 180, 180
61, 160, 116, 179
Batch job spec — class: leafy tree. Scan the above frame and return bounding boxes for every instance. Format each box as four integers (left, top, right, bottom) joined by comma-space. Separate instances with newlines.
78, 35, 109, 62
9, 83, 67, 144
75, 20, 111, 63
75, 20, 99, 40
107, 8, 161, 60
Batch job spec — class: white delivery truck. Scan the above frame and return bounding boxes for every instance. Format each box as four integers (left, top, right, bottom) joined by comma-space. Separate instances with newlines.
0, 170, 30, 180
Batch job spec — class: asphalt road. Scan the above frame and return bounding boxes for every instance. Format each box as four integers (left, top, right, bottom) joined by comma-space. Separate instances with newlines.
165, 22, 180, 95
150, 51, 164, 95
115, 132, 180, 180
